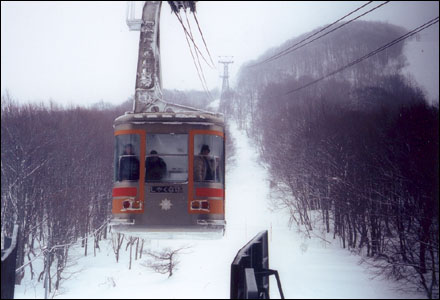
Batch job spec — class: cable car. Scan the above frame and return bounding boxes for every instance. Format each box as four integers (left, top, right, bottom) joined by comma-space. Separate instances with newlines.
111, 103, 226, 238
110, 1, 226, 238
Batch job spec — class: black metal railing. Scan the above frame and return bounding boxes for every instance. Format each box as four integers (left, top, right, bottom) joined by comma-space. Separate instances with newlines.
1, 225, 19, 299
230, 230, 284, 299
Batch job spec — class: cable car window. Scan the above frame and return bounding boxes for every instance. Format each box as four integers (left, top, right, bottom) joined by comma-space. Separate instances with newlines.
194, 134, 224, 183
114, 134, 140, 182
146, 134, 188, 182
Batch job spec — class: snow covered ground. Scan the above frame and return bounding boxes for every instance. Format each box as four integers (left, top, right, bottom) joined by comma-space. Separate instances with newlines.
15, 122, 425, 299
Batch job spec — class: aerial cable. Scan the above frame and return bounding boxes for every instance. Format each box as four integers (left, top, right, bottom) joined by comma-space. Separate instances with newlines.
184, 10, 214, 100
172, 10, 215, 69
167, 1, 214, 67
181, 20, 211, 95
250, 1, 374, 67
168, 3, 217, 100
250, 1, 389, 67
177, 10, 213, 99
283, 16, 439, 95
193, 12, 216, 67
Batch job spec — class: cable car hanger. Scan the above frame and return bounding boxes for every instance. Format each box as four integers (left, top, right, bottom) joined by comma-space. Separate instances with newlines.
127, 1, 212, 114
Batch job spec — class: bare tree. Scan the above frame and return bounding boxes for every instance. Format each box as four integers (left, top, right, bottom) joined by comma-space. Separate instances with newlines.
232, 20, 438, 298
143, 246, 191, 278
111, 232, 125, 263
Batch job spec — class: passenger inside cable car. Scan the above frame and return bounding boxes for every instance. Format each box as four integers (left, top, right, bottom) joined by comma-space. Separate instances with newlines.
118, 143, 140, 181
194, 135, 224, 183
194, 144, 215, 181
145, 150, 167, 181
146, 133, 188, 182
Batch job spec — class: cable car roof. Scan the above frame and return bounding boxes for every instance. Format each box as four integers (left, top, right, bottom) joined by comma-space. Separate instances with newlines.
114, 111, 224, 127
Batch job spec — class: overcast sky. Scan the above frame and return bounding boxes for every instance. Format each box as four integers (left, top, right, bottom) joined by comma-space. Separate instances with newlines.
1, 1, 438, 107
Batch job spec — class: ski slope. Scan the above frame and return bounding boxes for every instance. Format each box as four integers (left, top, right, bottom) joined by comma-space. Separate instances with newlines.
15, 122, 424, 299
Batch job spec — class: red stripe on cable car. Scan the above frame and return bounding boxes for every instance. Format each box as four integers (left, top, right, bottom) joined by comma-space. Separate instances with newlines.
195, 188, 224, 198
112, 187, 137, 197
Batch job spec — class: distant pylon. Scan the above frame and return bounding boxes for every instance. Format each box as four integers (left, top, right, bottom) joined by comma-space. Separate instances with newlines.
218, 56, 233, 99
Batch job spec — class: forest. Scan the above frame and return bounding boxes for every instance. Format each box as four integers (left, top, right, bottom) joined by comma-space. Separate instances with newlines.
222, 20, 439, 298
1, 20, 438, 298
0, 89, 217, 292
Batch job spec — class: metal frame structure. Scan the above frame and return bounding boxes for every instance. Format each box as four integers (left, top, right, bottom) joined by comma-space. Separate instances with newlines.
231, 231, 284, 299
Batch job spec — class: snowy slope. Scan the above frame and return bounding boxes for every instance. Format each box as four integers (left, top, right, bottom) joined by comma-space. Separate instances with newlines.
15, 122, 425, 299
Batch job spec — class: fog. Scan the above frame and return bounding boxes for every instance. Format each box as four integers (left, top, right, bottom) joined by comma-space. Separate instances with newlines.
1, 1, 438, 106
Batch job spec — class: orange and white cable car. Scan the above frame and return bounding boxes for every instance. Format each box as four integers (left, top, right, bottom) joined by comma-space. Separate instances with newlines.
111, 1, 225, 238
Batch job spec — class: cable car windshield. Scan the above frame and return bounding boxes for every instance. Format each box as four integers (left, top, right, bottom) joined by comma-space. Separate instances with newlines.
114, 134, 140, 182
194, 134, 224, 183
146, 133, 188, 182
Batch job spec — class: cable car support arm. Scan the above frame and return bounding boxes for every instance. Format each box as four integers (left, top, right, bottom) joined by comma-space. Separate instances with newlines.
133, 1, 163, 113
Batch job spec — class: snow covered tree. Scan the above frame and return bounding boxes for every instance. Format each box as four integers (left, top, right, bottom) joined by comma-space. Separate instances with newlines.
143, 246, 190, 278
